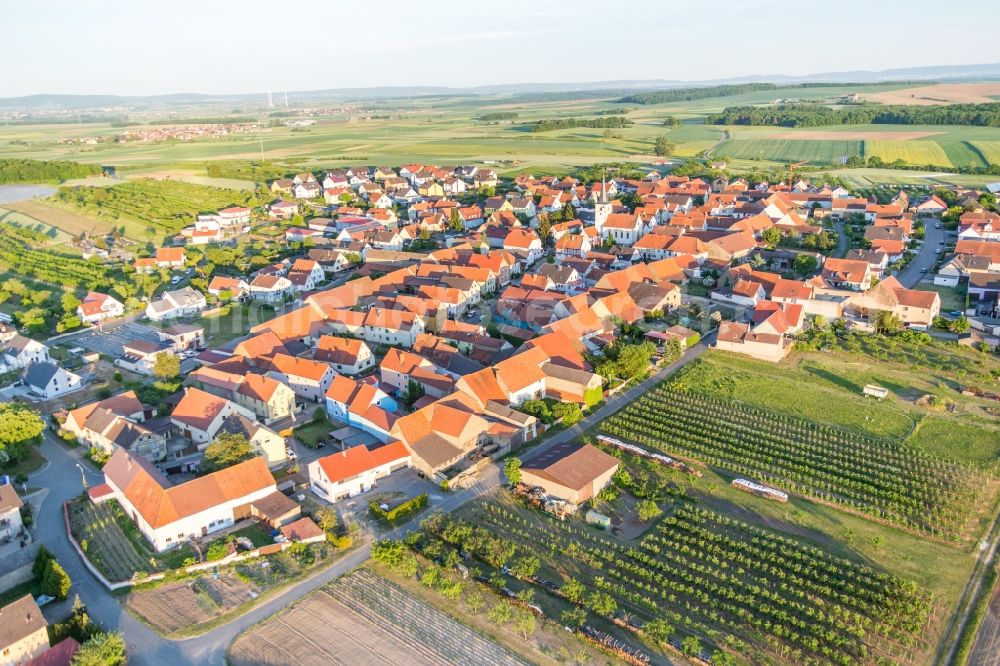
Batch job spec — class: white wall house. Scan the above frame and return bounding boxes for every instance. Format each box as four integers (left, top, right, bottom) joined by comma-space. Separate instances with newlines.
78, 291, 124, 324
308, 442, 411, 503
101, 449, 277, 552
1, 334, 49, 372
23, 361, 83, 399
146, 287, 207, 322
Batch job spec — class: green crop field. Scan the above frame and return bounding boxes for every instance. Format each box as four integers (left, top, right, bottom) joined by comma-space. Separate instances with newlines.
714, 138, 863, 164
971, 140, 1000, 165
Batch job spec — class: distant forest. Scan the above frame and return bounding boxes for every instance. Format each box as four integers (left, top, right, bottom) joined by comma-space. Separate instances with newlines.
707, 102, 1000, 127
476, 112, 518, 121
618, 81, 922, 105
529, 116, 633, 132
0, 158, 103, 184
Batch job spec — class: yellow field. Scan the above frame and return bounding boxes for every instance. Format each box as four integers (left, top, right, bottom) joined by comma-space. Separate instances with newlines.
971, 141, 1000, 165
864, 139, 951, 166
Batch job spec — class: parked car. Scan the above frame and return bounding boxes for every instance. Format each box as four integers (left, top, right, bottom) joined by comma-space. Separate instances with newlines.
950, 310, 964, 317
170, 276, 182, 285
35, 595, 55, 607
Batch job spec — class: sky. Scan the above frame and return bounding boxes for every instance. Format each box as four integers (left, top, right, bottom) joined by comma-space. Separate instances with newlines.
5, 0, 1000, 97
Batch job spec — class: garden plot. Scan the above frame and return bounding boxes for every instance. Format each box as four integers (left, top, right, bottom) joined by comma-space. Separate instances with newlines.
127, 574, 256, 634
229, 570, 529, 666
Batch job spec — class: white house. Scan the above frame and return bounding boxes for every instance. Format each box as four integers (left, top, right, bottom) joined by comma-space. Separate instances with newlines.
314, 336, 375, 376
101, 448, 278, 552
117, 340, 174, 376
146, 287, 207, 321
170, 387, 257, 445
324, 375, 398, 442
77, 291, 124, 324
23, 361, 83, 399
0, 483, 24, 542
600, 213, 645, 246
308, 442, 411, 503
250, 274, 294, 303
266, 353, 335, 404
1, 334, 49, 372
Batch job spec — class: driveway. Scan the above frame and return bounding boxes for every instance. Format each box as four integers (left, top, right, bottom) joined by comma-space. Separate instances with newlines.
31, 334, 715, 664
897, 218, 944, 288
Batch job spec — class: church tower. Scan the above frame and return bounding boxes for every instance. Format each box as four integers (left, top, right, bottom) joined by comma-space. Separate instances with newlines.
594, 171, 612, 233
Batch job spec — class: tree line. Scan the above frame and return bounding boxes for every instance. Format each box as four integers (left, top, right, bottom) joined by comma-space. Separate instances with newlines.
707, 102, 1000, 127
0, 158, 103, 184
476, 112, 518, 121
529, 116, 633, 132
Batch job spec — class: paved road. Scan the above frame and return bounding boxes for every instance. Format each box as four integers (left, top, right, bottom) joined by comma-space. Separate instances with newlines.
832, 219, 849, 258
897, 218, 943, 288
969, 581, 1000, 666
32, 335, 714, 664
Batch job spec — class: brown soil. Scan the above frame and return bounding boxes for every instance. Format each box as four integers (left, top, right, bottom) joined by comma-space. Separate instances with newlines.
864, 83, 1000, 106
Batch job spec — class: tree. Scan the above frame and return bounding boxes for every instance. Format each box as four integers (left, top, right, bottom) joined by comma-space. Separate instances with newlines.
71, 632, 126, 666
644, 618, 673, 644
873, 310, 904, 335
371, 539, 418, 577
586, 590, 616, 617
42, 560, 72, 600
0, 403, 45, 463
503, 457, 521, 486
761, 226, 781, 249
449, 208, 464, 232
550, 402, 581, 426
711, 650, 737, 666
662, 115, 681, 128
950, 316, 970, 334
201, 432, 255, 473
561, 607, 587, 628
637, 499, 662, 522
682, 636, 702, 657
793, 253, 819, 277
536, 217, 552, 245
33, 545, 54, 580
513, 608, 537, 639
487, 601, 512, 627
654, 136, 675, 157
152, 352, 180, 379
61, 292, 81, 313
509, 554, 539, 579
561, 578, 586, 604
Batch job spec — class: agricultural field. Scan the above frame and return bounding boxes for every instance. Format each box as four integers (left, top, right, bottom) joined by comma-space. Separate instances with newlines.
48, 177, 260, 240
228, 570, 533, 666
0, 82, 996, 182
715, 138, 863, 164
0, 198, 118, 238
599, 384, 994, 542
440, 492, 934, 666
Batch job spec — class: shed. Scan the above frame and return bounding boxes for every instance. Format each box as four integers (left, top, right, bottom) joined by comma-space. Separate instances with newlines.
585, 510, 611, 530
249, 491, 301, 527
863, 384, 889, 400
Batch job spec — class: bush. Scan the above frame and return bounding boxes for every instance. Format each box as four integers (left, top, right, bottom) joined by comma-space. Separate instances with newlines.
370, 494, 428, 524
205, 540, 231, 562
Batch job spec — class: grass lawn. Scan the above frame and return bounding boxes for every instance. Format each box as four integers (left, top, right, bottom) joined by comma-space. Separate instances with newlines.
200, 303, 276, 347
1, 446, 47, 477
230, 522, 275, 548
0, 579, 42, 607
916, 283, 968, 313
292, 419, 331, 448
673, 348, 1000, 468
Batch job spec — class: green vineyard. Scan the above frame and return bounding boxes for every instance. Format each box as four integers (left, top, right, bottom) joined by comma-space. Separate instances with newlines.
453, 501, 932, 666
599, 385, 992, 542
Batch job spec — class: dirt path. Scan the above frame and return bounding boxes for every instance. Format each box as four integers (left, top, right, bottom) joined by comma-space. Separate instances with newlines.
969, 582, 1000, 666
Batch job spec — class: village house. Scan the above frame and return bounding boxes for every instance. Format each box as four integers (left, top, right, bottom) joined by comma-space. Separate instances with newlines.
158, 323, 205, 351
324, 375, 398, 441
23, 361, 83, 399
0, 334, 49, 372
99, 448, 279, 552
0, 596, 49, 664
821, 257, 873, 291
520, 442, 619, 505
170, 387, 257, 445
117, 340, 174, 376
234, 373, 299, 425
846, 276, 941, 330
308, 441, 411, 503
266, 353, 336, 403
314, 336, 375, 375
715, 319, 792, 362
207, 275, 250, 300
250, 274, 294, 303
77, 291, 125, 324
146, 286, 207, 321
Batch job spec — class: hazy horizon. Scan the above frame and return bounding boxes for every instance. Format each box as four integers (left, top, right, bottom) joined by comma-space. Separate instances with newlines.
6, 0, 1000, 98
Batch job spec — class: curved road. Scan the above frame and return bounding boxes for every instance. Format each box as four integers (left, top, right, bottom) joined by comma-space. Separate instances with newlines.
30, 336, 713, 664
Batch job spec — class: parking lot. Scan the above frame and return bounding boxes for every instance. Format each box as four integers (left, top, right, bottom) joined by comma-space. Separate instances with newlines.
70, 321, 198, 373
72, 321, 162, 359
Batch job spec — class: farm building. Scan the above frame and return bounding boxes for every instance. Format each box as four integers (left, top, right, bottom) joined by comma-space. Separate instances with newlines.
520, 442, 619, 505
